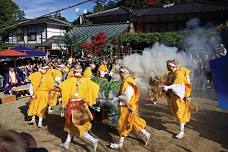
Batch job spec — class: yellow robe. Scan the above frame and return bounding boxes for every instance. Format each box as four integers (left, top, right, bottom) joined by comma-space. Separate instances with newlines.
83, 67, 93, 79
27, 72, 54, 117
67, 69, 74, 78
179, 66, 192, 98
49, 69, 63, 107
59, 76, 100, 137
117, 75, 146, 137
97, 64, 108, 76
167, 70, 191, 123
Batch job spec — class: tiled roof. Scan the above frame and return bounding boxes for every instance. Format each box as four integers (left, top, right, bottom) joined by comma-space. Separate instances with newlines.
86, 1, 228, 18
19, 17, 71, 26
85, 7, 129, 18
134, 2, 228, 16
42, 36, 65, 46
68, 23, 129, 42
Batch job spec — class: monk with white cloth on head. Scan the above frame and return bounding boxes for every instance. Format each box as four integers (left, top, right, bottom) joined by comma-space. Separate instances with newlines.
27, 66, 54, 128
110, 66, 151, 150
83, 63, 96, 79
162, 60, 191, 139
59, 64, 100, 152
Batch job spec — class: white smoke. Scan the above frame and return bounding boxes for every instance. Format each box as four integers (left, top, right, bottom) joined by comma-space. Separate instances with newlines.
186, 18, 200, 29
122, 18, 221, 92
123, 43, 190, 77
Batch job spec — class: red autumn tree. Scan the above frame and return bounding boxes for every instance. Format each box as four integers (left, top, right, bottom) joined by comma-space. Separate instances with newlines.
82, 32, 107, 55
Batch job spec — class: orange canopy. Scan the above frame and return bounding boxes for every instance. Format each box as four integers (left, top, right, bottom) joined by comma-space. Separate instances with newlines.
0, 49, 28, 57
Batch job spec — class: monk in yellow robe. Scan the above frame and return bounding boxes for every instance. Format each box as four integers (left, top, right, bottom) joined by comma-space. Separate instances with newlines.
97, 61, 108, 77
59, 65, 100, 152
163, 60, 191, 139
48, 68, 63, 112
27, 66, 54, 128
83, 63, 96, 79
67, 69, 75, 78
110, 66, 151, 150
58, 64, 69, 79
172, 59, 192, 99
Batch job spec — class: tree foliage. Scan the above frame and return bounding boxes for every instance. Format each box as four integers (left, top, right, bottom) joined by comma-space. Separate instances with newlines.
120, 32, 181, 46
64, 35, 83, 57
0, 0, 25, 29
82, 32, 107, 55
0, 0, 25, 43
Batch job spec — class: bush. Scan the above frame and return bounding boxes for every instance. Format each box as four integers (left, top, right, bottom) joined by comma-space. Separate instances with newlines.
120, 32, 181, 46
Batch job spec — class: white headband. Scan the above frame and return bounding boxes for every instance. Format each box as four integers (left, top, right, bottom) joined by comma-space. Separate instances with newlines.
41, 66, 49, 70
75, 69, 82, 73
119, 67, 129, 73
58, 64, 65, 67
90, 64, 96, 68
168, 62, 177, 67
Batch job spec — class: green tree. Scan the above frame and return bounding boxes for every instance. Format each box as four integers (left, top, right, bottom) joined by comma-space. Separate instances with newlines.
64, 34, 83, 57
0, 0, 25, 29
0, 0, 25, 43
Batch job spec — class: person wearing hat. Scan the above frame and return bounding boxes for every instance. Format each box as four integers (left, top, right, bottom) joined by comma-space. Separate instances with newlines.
27, 66, 54, 128
83, 63, 96, 79
110, 66, 151, 150
162, 60, 191, 139
97, 60, 108, 77
58, 64, 100, 151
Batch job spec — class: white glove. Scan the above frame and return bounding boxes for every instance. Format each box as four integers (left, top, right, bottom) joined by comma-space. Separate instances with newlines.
163, 85, 172, 91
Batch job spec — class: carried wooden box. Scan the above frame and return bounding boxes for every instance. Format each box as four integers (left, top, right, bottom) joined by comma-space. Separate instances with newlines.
0, 95, 16, 104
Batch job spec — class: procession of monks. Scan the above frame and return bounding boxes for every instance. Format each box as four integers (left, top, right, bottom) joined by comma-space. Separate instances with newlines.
25, 58, 192, 151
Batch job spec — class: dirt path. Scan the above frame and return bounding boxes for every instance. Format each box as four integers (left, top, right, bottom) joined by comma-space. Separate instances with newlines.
0, 97, 228, 152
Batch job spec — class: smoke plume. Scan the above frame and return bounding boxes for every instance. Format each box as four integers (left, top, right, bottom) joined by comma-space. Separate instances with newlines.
122, 18, 221, 93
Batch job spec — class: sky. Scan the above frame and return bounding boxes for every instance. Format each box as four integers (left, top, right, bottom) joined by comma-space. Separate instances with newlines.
14, 0, 95, 22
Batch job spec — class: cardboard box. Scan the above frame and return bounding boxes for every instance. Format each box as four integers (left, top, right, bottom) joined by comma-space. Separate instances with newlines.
0, 95, 16, 104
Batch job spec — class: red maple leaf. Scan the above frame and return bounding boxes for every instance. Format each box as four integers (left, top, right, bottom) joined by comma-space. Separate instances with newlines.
82, 32, 107, 55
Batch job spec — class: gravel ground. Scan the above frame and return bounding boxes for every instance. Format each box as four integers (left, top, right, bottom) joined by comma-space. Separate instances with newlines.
0, 97, 228, 152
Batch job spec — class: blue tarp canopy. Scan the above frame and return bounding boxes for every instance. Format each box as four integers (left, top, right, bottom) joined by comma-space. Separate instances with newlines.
209, 55, 228, 109
11, 45, 46, 57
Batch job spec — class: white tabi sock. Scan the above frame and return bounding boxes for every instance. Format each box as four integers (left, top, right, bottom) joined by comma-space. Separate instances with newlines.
38, 117, 43, 126
64, 133, 72, 145
141, 129, 150, 138
83, 132, 99, 152
176, 123, 185, 139
82, 132, 97, 144
180, 123, 185, 132
31, 116, 35, 121
140, 129, 151, 145
60, 133, 72, 150
119, 136, 124, 146
110, 137, 124, 149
